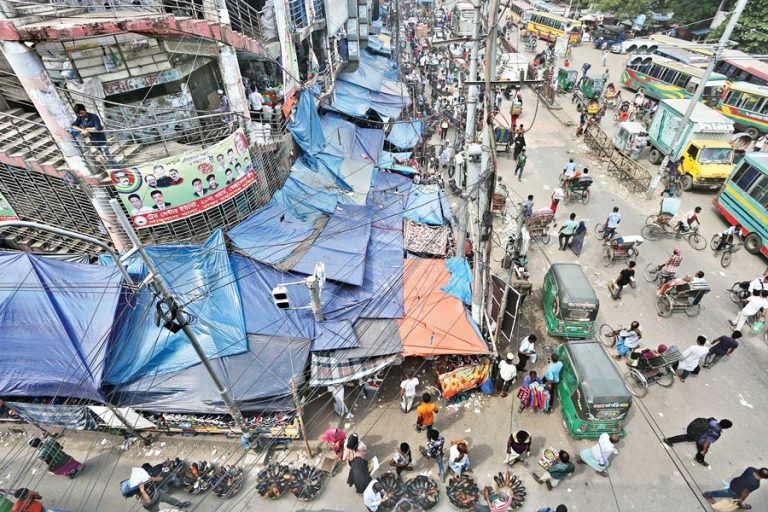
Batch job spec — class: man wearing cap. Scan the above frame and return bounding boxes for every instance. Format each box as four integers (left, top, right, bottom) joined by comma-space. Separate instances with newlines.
497, 353, 517, 397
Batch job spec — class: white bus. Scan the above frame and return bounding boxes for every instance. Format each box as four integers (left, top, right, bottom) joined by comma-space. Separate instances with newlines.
453, 2, 476, 37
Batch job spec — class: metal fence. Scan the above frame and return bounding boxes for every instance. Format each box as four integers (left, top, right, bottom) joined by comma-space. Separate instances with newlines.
584, 123, 652, 193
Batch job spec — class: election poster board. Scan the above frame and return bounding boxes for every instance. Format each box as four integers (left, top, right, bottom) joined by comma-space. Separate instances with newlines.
110, 130, 257, 228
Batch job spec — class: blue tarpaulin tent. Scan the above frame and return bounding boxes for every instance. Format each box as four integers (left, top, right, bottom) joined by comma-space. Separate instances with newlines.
288, 89, 326, 160
386, 120, 424, 150
101, 230, 247, 385
320, 114, 385, 163
0, 253, 123, 400
403, 184, 453, 225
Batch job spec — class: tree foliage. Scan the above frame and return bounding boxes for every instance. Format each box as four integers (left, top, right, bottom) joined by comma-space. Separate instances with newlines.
707, 0, 768, 54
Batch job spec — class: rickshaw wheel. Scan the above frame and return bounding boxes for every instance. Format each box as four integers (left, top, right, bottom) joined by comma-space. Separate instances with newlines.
645, 215, 659, 226
598, 323, 616, 347
641, 224, 661, 241
721, 250, 733, 268
685, 304, 701, 317
581, 190, 590, 205
624, 370, 648, 398
541, 232, 551, 245
594, 223, 606, 240
688, 232, 706, 251
657, 367, 675, 387
601, 247, 614, 267
644, 263, 659, 283
656, 296, 673, 317
710, 234, 721, 251
627, 247, 638, 259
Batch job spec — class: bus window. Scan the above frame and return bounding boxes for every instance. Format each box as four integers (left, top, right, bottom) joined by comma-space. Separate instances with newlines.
660, 69, 678, 83
724, 90, 740, 106
758, 99, 768, 115
648, 65, 663, 79
733, 163, 761, 191
739, 94, 760, 112
674, 73, 691, 88
749, 176, 768, 208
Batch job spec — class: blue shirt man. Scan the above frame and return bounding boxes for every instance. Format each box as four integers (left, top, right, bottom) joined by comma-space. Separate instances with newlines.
72, 104, 107, 145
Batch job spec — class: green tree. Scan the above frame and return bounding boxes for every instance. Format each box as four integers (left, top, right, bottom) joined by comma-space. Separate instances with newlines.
707, 0, 768, 54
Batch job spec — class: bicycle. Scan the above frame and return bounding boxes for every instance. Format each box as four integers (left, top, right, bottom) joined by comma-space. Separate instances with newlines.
644, 263, 675, 285
641, 223, 706, 251
594, 222, 616, 241
710, 234, 743, 268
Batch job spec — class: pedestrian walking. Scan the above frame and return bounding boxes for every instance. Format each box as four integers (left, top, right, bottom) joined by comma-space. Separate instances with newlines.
608, 261, 636, 300
514, 147, 527, 181
440, 118, 449, 140
328, 383, 353, 418
28, 436, 83, 478
703, 467, 768, 509
578, 433, 619, 477
347, 453, 372, 493
570, 220, 587, 256
448, 440, 470, 477
558, 213, 578, 251
415, 392, 438, 437
664, 418, 732, 467
730, 290, 768, 331
601, 50, 608, 67
344, 433, 367, 465
533, 450, 575, 490
523, 195, 534, 220
675, 335, 709, 382
504, 430, 531, 465
400, 372, 420, 413
704, 331, 741, 368
389, 442, 414, 477
364, 480, 385, 511
513, 131, 526, 160
497, 353, 517, 397
138, 480, 191, 511
419, 428, 446, 481
550, 188, 564, 226
515, 334, 537, 372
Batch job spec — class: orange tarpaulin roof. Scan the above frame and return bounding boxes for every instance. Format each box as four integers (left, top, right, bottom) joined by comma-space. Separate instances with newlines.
398, 259, 489, 357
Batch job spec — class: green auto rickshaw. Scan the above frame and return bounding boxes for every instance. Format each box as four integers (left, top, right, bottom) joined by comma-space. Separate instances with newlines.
555, 341, 632, 439
542, 263, 599, 339
556, 67, 578, 94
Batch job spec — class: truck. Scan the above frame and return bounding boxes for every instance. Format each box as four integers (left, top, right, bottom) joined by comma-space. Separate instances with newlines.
646, 99, 745, 191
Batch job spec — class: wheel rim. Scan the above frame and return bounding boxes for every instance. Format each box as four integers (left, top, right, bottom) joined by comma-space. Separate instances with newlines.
685, 304, 701, 317
656, 367, 675, 387
624, 371, 648, 398
721, 251, 732, 267
657, 296, 673, 317
744, 233, 762, 255
595, 223, 605, 240
628, 247, 638, 258
599, 324, 615, 347
644, 263, 658, 282
680, 175, 693, 191
689, 233, 706, 251
542, 233, 551, 245
710, 235, 720, 251
641, 224, 661, 241
645, 215, 658, 226
582, 191, 590, 204
602, 247, 614, 266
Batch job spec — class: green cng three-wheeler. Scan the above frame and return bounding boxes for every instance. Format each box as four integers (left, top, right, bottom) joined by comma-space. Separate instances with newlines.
542, 263, 599, 339
555, 341, 632, 439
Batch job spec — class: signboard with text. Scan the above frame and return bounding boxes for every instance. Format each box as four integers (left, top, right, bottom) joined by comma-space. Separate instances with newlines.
110, 130, 256, 228
0, 190, 18, 221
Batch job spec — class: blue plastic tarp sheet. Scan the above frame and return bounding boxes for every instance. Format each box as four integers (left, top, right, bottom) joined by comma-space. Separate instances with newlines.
274, 175, 340, 221
8, 403, 98, 430
320, 113, 384, 162
228, 198, 317, 264
102, 230, 247, 385
379, 152, 417, 175
0, 252, 123, 400
386, 120, 424, 150
292, 205, 372, 286
288, 90, 325, 158
312, 320, 359, 351
330, 81, 406, 120
111, 334, 311, 413
442, 257, 472, 305
403, 184, 453, 225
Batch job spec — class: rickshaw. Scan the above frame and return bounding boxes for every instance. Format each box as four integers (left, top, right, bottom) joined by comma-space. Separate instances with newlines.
563, 174, 593, 205
492, 179, 509, 215
623, 346, 682, 397
572, 76, 606, 113
524, 208, 554, 244
612, 122, 647, 155
542, 263, 599, 339
494, 126, 512, 155
554, 341, 631, 439
556, 67, 578, 94
600, 235, 643, 267
640, 197, 707, 250
656, 281, 710, 317
603, 83, 621, 109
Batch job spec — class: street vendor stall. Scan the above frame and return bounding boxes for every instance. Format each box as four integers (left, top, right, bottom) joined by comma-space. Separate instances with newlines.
434, 355, 492, 399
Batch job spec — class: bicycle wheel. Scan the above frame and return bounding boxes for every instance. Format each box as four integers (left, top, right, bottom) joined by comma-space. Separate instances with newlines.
656, 296, 673, 317
598, 324, 616, 347
721, 250, 733, 268
541, 232, 551, 245
645, 215, 659, 225
624, 370, 648, 398
685, 304, 701, 317
656, 367, 675, 387
710, 234, 721, 251
595, 223, 606, 240
641, 224, 661, 241
601, 247, 614, 267
687, 232, 706, 251
644, 263, 659, 283
581, 189, 590, 205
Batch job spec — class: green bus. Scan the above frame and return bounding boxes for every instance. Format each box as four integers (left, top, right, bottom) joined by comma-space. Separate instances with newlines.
715, 152, 768, 257
621, 55, 727, 106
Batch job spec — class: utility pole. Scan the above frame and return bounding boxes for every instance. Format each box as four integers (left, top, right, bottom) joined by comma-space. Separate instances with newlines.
306, 275, 324, 321
291, 377, 313, 457
109, 199, 246, 429
455, 0, 483, 259
471, 0, 500, 329
393, 0, 401, 72
645, 0, 748, 199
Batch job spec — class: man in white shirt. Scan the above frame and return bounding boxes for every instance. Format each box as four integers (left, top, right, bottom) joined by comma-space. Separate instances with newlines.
562, 158, 577, 179
497, 353, 517, 397
515, 335, 537, 372
399, 372, 420, 413
363, 480, 385, 511
328, 384, 352, 419
731, 290, 768, 331
748, 275, 767, 295
579, 433, 619, 476
603, 206, 621, 239
676, 335, 710, 382
247, 84, 263, 121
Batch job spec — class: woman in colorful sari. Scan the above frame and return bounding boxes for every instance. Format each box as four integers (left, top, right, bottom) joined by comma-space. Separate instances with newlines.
28, 437, 83, 478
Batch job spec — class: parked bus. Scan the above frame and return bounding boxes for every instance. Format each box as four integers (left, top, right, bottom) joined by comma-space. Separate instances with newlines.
715, 50, 768, 87
529, 0, 566, 15
453, 2, 476, 37
648, 34, 714, 56
653, 46, 709, 67
621, 55, 727, 105
527, 12, 581, 44
715, 152, 768, 256
718, 81, 768, 139
509, 0, 533, 26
